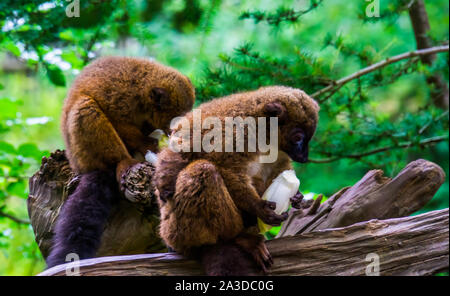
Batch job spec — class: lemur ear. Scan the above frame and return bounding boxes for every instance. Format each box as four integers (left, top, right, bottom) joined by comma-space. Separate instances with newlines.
151, 87, 170, 109
264, 102, 287, 122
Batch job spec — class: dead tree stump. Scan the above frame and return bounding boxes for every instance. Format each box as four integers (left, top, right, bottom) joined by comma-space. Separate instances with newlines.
27, 150, 166, 259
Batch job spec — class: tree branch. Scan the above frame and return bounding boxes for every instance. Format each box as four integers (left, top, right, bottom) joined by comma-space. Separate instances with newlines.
419, 110, 449, 135
408, 0, 434, 63
311, 45, 450, 100
0, 210, 30, 224
408, 0, 449, 109
309, 135, 448, 164
240, 0, 324, 25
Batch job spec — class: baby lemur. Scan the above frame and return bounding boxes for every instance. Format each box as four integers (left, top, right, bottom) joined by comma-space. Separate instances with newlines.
46, 56, 195, 268
154, 86, 319, 275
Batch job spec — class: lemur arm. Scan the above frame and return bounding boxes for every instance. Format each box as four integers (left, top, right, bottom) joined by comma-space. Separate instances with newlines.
220, 169, 288, 226
114, 123, 159, 156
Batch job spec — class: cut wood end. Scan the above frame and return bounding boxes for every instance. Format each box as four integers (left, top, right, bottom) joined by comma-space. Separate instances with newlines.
374, 170, 390, 184
405, 158, 446, 182
352, 169, 391, 190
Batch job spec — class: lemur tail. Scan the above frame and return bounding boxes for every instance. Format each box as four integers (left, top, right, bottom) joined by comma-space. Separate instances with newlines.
46, 170, 118, 268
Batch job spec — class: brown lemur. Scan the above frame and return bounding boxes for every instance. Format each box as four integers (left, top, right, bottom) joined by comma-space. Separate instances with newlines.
154, 86, 319, 275
46, 56, 195, 268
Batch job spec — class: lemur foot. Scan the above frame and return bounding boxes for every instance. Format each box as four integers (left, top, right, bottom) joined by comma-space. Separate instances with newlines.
235, 233, 273, 274
120, 162, 156, 204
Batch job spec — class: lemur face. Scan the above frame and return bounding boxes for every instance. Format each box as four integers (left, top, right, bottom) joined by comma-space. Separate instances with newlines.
261, 87, 318, 164
285, 127, 309, 163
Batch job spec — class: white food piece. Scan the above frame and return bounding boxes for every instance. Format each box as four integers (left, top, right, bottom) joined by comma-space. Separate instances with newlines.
149, 129, 165, 140
262, 170, 300, 215
302, 192, 315, 200
145, 150, 158, 165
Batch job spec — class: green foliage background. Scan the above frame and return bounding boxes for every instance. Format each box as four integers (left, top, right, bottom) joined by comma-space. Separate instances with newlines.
0, 0, 448, 275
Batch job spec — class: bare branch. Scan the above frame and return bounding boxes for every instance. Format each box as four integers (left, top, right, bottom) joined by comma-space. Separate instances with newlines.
309, 135, 448, 163
312, 45, 450, 100
0, 210, 30, 224
419, 110, 449, 135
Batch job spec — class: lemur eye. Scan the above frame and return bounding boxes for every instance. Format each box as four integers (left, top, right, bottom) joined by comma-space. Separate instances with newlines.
292, 134, 302, 142
290, 129, 305, 143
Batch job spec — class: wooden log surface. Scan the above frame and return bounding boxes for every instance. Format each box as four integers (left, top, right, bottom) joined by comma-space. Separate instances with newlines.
277, 159, 446, 237
39, 208, 449, 276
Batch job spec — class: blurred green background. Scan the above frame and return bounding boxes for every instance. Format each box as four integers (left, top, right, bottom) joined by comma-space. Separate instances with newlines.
0, 0, 448, 275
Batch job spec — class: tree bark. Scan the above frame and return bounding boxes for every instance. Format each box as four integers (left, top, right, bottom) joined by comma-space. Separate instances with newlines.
38, 208, 449, 276
408, 0, 449, 109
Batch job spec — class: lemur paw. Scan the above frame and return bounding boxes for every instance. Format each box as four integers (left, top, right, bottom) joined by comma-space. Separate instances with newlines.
290, 191, 304, 209
257, 200, 289, 226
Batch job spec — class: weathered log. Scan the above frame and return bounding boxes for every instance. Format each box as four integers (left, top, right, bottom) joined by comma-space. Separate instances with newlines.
27, 150, 74, 258
28, 152, 448, 276
277, 159, 446, 237
39, 208, 449, 276
27, 150, 166, 259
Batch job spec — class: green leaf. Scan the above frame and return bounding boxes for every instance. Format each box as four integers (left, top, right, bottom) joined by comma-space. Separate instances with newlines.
2, 41, 21, 57
17, 143, 43, 162
45, 64, 66, 87
7, 161, 30, 177
6, 181, 27, 198
59, 30, 75, 41
61, 51, 84, 69
0, 142, 16, 154
0, 98, 19, 119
